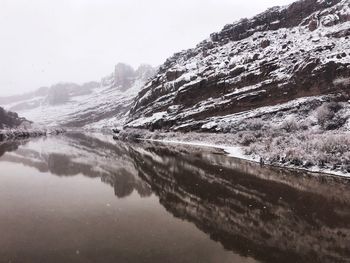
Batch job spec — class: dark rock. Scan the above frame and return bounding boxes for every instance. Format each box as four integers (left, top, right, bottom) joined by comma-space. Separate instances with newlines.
229, 66, 246, 78
166, 69, 186, 82
112, 128, 120, 134
0, 107, 28, 129
308, 18, 319, 31
261, 39, 271, 48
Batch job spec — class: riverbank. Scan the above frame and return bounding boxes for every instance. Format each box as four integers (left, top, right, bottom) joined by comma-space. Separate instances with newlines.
114, 128, 350, 177
0, 128, 66, 141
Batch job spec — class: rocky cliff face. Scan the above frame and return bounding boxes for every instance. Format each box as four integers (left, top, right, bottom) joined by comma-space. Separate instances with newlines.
0, 107, 28, 129
127, 0, 350, 131
0, 63, 155, 129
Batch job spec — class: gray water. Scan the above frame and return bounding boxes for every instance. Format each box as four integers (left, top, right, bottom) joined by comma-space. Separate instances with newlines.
0, 133, 349, 263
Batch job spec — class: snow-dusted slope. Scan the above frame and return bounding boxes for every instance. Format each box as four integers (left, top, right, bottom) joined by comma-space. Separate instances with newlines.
18, 78, 143, 129
0, 107, 28, 129
1, 63, 155, 129
127, 0, 350, 131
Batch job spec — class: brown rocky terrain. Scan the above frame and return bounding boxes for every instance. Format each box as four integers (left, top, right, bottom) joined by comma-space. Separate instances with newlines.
126, 0, 350, 131
0, 107, 28, 129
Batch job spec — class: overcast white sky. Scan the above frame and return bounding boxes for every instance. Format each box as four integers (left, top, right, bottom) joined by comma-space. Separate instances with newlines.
0, 0, 295, 96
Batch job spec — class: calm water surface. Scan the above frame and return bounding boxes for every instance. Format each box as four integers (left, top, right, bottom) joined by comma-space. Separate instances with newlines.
0, 133, 349, 263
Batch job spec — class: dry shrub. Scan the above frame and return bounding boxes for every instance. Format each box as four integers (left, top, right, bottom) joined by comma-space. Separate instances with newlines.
316, 102, 345, 130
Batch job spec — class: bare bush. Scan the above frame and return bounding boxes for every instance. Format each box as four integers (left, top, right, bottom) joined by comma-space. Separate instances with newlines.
319, 135, 350, 155
117, 129, 145, 142
316, 102, 344, 130
299, 119, 313, 130
240, 132, 257, 146
151, 131, 161, 140
244, 118, 265, 131
247, 130, 350, 172
280, 117, 299, 132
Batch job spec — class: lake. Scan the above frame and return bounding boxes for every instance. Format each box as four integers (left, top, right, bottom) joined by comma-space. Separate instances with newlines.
0, 133, 349, 263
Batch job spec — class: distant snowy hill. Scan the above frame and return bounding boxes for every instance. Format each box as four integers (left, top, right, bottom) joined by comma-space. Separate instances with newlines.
126, 0, 350, 131
0, 63, 155, 129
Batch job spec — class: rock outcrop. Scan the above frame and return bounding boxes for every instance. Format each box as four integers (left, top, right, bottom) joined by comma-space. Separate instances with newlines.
0, 107, 28, 129
127, 0, 350, 131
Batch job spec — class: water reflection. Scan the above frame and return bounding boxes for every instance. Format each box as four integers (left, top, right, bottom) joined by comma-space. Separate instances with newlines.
0, 133, 349, 263
128, 143, 350, 263
0, 139, 28, 158
0, 133, 152, 199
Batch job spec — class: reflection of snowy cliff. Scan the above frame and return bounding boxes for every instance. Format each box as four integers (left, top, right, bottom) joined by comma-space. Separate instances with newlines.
1, 135, 349, 263
128, 143, 350, 263
0, 133, 152, 198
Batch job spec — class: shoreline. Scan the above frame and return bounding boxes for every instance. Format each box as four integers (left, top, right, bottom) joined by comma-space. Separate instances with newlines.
0, 128, 66, 141
139, 137, 350, 178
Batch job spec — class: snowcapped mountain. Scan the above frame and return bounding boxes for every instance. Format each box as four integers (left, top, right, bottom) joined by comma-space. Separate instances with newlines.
0, 63, 155, 129
126, 0, 350, 131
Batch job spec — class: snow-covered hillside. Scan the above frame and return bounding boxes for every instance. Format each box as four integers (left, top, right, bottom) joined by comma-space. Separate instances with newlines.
127, 0, 350, 131
0, 63, 155, 129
